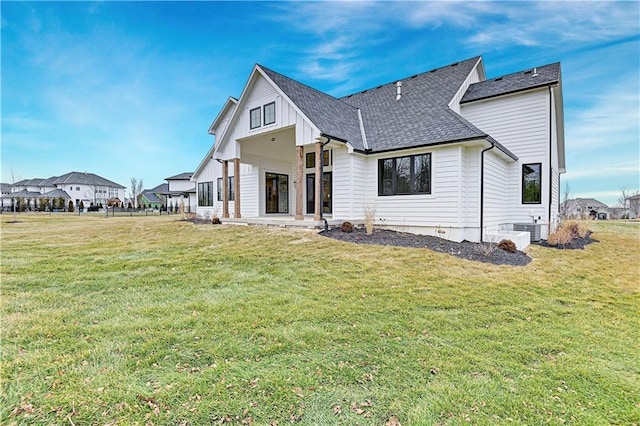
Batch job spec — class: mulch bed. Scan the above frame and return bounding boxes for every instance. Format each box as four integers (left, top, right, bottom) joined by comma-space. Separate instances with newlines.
319, 227, 532, 266
533, 232, 598, 250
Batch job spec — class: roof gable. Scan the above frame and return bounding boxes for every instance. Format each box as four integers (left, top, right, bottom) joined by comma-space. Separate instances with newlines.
259, 66, 364, 150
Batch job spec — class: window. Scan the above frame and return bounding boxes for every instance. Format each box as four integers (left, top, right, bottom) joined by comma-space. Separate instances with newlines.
306, 152, 315, 168
305, 150, 331, 169
264, 102, 275, 125
217, 177, 235, 201
522, 163, 541, 204
250, 107, 261, 129
198, 182, 213, 206
378, 153, 431, 196
76, 187, 80, 191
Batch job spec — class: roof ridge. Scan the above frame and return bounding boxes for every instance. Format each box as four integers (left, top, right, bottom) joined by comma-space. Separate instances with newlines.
340, 56, 482, 99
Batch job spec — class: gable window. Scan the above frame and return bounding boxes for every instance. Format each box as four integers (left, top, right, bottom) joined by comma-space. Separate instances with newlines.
522, 163, 541, 204
217, 177, 235, 201
264, 102, 275, 125
378, 153, 431, 196
250, 107, 261, 129
198, 182, 213, 206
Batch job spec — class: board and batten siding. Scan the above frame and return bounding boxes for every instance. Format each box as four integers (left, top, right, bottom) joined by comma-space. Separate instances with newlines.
216, 73, 319, 161
461, 88, 551, 230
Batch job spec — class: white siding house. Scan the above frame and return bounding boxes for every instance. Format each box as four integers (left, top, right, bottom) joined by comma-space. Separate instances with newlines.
193, 56, 565, 249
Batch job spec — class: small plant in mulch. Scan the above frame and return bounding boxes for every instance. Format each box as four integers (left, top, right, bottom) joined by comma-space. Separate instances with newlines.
340, 221, 354, 233
211, 216, 221, 225
498, 239, 517, 253
475, 241, 498, 256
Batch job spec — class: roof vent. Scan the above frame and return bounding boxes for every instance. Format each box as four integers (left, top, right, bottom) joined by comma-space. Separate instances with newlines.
532, 67, 538, 77
396, 81, 402, 101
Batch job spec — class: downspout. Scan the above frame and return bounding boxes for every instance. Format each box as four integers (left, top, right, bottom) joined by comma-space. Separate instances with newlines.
319, 135, 331, 232
479, 141, 495, 243
548, 86, 553, 227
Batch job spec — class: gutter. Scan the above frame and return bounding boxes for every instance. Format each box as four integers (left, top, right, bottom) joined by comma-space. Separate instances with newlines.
479, 141, 495, 243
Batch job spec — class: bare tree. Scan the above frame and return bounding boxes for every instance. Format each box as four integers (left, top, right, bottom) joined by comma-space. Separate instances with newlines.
560, 181, 571, 219
628, 190, 640, 218
617, 186, 637, 219
130, 177, 144, 209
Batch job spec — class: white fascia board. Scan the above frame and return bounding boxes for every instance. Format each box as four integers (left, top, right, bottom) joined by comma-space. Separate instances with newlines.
448, 56, 484, 111
208, 97, 238, 135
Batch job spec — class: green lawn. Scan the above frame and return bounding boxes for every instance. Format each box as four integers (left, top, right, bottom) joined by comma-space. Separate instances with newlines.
1, 215, 638, 425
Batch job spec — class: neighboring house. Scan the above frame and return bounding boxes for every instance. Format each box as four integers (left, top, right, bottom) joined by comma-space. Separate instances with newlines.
626, 193, 640, 219
192, 56, 565, 248
163, 173, 196, 213
140, 183, 168, 209
1, 183, 11, 210
562, 198, 609, 220
4, 171, 125, 210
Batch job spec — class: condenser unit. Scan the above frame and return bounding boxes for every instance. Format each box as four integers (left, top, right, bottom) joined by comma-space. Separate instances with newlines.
513, 223, 542, 242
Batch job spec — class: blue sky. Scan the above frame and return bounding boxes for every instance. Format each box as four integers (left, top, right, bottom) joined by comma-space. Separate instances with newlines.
2, 1, 638, 206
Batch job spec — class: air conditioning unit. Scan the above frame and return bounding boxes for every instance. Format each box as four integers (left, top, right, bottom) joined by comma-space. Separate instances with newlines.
513, 223, 542, 242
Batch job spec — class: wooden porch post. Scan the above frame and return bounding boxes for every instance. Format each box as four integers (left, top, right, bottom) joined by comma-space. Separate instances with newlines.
222, 160, 229, 218
295, 145, 304, 220
233, 158, 241, 218
314, 141, 322, 221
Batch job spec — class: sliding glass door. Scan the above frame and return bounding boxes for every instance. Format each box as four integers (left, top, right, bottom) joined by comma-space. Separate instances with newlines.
265, 173, 289, 214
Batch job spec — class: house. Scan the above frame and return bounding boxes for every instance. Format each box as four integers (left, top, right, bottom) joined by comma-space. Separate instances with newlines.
140, 183, 168, 210
192, 56, 565, 249
163, 173, 196, 213
4, 171, 125, 210
562, 198, 609, 220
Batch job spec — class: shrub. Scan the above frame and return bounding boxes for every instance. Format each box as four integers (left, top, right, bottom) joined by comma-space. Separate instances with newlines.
547, 221, 591, 246
364, 205, 376, 235
67, 200, 75, 212
547, 226, 572, 246
498, 239, 517, 253
340, 221, 354, 233
211, 217, 221, 224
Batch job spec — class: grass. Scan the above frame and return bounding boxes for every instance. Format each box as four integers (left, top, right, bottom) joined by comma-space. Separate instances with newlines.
1, 214, 639, 425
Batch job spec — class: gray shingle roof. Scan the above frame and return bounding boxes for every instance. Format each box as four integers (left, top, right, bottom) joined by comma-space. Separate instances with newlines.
53, 172, 125, 188
260, 57, 503, 155
340, 57, 490, 152
461, 62, 560, 104
165, 172, 193, 181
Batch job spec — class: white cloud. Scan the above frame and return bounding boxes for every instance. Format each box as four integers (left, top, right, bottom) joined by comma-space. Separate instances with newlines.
563, 160, 639, 180
466, 1, 640, 48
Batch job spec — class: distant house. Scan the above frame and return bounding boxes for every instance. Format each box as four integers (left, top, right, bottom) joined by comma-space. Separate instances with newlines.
163, 173, 196, 213
627, 193, 640, 219
192, 56, 565, 249
139, 183, 168, 209
562, 198, 609, 220
1, 183, 11, 210
4, 171, 125, 210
